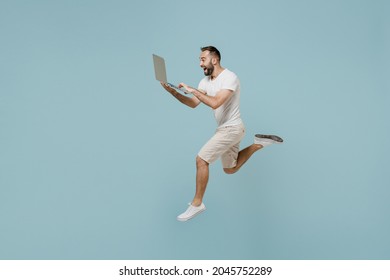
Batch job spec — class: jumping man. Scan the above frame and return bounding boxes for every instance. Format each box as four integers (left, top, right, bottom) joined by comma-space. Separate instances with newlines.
161, 46, 283, 222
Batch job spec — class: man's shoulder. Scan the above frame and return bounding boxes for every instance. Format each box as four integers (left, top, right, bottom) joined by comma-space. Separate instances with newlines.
222, 69, 238, 80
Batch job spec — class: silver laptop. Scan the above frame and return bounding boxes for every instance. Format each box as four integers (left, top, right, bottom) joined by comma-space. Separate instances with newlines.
152, 54, 189, 94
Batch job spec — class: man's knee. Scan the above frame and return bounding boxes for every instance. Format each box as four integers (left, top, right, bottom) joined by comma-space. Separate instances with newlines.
223, 167, 237, 174
196, 156, 209, 168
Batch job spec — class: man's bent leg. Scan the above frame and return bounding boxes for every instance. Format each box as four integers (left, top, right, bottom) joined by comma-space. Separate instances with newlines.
192, 156, 209, 206
223, 144, 263, 174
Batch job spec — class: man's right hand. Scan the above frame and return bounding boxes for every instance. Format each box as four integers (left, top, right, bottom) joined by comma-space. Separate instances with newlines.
160, 82, 177, 95
160, 82, 201, 108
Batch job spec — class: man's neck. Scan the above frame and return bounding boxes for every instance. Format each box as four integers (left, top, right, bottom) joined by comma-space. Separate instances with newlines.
211, 66, 225, 80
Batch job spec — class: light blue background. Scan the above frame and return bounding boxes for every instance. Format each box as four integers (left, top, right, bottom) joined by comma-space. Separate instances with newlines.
1, 0, 389, 259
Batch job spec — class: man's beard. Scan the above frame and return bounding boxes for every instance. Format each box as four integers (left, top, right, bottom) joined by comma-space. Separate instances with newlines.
203, 64, 214, 76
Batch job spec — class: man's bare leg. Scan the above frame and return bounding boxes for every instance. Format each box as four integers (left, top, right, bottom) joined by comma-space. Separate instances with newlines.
223, 144, 263, 174
192, 156, 210, 206
223, 133, 284, 174
176, 156, 208, 221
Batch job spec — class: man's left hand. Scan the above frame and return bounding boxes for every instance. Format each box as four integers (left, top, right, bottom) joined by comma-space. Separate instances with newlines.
178, 83, 195, 94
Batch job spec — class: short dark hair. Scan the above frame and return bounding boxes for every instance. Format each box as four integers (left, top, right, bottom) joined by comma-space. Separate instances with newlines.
201, 46, 221, 62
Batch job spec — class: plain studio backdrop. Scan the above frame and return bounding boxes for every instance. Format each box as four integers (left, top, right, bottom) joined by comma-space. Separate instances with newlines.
0, 0, 389, 259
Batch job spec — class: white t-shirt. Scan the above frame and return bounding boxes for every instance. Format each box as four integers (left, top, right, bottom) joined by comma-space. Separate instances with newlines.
198, 69, 242, 128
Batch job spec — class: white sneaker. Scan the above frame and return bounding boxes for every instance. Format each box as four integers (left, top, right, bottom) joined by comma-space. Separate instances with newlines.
254, 134, 283, 147
177, 203, 206, 222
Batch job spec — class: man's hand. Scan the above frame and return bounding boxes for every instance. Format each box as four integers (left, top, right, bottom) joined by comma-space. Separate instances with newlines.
160, 82, 178, 95
160, 81, 201, 108
178, 83, 195, 94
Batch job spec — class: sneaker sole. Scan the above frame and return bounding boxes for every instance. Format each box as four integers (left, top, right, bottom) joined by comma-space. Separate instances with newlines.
255, 134, 283, 143
177, 207, 206, 222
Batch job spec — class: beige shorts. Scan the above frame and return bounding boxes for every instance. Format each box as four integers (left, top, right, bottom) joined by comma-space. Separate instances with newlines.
198, 123, 245, 168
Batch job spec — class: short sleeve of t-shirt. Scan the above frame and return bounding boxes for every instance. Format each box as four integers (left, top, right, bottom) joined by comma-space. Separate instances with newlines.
221, 72, 239, 92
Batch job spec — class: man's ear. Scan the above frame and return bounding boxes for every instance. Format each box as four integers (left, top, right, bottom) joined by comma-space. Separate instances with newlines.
212, 57, 217, 65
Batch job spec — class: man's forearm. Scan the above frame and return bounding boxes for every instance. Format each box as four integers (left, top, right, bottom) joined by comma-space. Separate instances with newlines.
191, 89, 217, 109
170, 90, 198, 108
